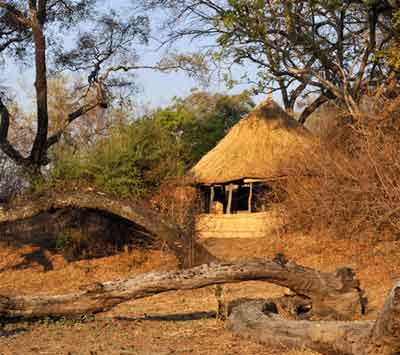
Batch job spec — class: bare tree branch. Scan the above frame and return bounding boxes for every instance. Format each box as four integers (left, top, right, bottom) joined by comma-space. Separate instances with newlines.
0, 2, 31, 28
0, 97, 29, 166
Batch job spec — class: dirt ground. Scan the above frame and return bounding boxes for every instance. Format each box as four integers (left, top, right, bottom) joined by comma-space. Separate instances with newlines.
0, 230, 399, 355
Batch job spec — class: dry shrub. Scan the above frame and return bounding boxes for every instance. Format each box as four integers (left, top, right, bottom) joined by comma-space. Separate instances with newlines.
283, 98, 400, 239
150, 178, 199, 226
149, 178, 201, 266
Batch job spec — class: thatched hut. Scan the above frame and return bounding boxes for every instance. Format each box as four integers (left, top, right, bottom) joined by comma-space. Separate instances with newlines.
191, 99, 313, 215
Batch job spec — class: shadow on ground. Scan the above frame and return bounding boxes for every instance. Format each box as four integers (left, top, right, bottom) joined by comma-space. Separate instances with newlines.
114, 311, 216, 322
0, 327, 27, 338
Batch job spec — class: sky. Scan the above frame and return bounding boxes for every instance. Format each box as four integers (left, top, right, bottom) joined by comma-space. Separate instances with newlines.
2, 0, 265, 114
102, 0, 260, 108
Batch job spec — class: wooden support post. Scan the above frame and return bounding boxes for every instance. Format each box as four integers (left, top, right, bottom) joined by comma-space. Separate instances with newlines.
248, 183, 253, 213
209, 186, 215, 213
227, 184, 233, 214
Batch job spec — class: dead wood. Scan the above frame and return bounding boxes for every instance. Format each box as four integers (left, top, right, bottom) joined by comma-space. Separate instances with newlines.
0, 190, 214, 267
226, 281, 400, 355
0, 259, 364, 321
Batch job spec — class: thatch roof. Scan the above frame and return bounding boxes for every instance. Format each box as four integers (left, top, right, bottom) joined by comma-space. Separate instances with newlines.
191, 99, 314, 184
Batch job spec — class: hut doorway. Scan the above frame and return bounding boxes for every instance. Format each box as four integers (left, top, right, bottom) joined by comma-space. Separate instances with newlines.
201, 181, 273, 214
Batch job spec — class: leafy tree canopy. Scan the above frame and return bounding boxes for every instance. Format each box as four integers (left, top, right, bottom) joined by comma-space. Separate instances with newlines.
150, 0, 400, 121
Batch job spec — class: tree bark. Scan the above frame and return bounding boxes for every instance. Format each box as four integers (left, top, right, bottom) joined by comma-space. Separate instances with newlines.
0, 98, 30, 166
0, 258, 364, 321
366, 281, 400, 354
29, 4, 49, 168
0, 190, 214, 268
226, 281, 400, 355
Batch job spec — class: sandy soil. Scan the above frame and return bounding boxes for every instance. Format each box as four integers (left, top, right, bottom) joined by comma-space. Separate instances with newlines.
0, 230, 399, 355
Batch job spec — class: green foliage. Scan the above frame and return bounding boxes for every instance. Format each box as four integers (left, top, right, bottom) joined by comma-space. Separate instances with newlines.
394, 9, 400, 30
362, 0, 380, 7
51, 118, 184, 199
376, 10, 400, 71
50, 144, 86, 183
55, 232, 73, 252
49, 91, 253, 200
151, 91, 255, 166
90, 120, 184, 197
28, 173, 51, 194
40, 89, 254, 203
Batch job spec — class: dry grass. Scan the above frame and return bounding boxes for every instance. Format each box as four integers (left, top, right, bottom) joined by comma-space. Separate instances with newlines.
0, 236, 326, 355
1, 226, 399, 354
0, 246, 178, 296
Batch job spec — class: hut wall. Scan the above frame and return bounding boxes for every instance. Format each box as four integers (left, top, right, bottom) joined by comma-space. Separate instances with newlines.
195, 209, 284, 239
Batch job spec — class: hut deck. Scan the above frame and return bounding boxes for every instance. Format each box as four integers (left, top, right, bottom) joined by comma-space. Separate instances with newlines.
196, 210, 284, 240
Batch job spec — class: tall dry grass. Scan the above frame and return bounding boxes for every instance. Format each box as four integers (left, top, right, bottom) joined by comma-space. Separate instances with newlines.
283, 97, 400, 239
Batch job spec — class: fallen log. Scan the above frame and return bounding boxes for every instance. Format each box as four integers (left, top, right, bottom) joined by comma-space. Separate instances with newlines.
226, 281, 400, 355
0, 258, 364, 320
0, 190, 214, 267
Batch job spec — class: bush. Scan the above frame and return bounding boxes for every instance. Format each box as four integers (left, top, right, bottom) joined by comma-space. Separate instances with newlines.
55, 231, 73, 252
283, 98, 400, 239
50, 118, 184, 199
49, 91, 254, 200
152, 91, 254, 166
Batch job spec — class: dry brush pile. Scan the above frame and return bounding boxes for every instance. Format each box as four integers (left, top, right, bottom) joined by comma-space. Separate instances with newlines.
283, 98, 400, 239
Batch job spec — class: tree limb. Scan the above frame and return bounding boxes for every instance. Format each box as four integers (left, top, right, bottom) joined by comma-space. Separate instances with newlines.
298, 94, 332, 124
46, 101, 100, 149
0, 97, 30, 166
0, 190, 214, 268
226, 281, 400, 355
0, 2, 31, 28
0, 255, 364, 320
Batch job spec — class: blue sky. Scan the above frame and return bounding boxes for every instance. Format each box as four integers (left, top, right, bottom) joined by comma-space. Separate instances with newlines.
2, 0, 264, 113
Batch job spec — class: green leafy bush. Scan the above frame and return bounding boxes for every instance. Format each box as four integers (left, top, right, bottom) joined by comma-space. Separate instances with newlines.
50, 118, 184, 199
55, 231, 73, 252
152, 91, 254, 166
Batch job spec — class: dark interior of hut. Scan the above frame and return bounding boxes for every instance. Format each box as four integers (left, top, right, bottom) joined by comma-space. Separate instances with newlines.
199, 182, 283, 214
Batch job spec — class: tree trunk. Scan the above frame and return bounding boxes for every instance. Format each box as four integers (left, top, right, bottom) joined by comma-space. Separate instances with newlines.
0, 258, 364, 320
226, 281, 400, 355
0, 190, 215, 268
2, 258, 397, 353
29, 7, 49, 169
